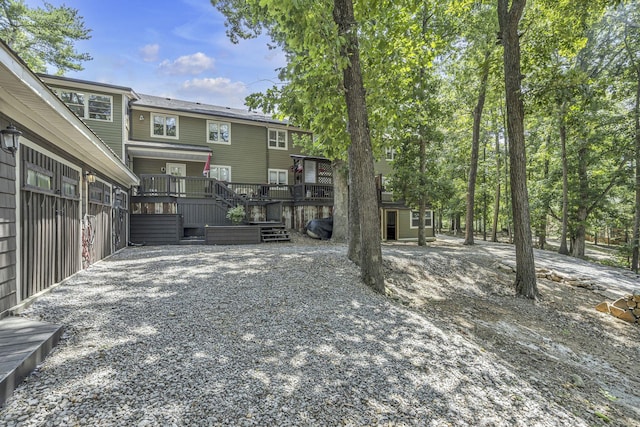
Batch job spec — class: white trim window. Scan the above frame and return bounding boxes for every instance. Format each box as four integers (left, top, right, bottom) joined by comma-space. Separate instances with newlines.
152, 114, 178, 138
207, 120, 231, 144
210, 165, 231, 182
56, 89, 113, 121
268, 169, 288, 185
385, 148, 396, 161
268, 128, 287, 150
410, 210, 433, 228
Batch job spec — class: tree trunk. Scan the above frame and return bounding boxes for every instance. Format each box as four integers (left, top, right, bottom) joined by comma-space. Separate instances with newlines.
333, 0, 384, 293
537, 155, 549, 249
347, 145, 360, 263
573, 143, 589, 258
464, 52, 490, 246
558, 103, 570, 255
632, 68, 640, 272
418, 138, 426, 246
492, 128, 501, 242
331, 159, 349, 243
498, 0, 538, 299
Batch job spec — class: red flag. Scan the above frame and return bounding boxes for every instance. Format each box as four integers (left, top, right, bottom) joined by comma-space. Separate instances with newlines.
203, 153, 211, 177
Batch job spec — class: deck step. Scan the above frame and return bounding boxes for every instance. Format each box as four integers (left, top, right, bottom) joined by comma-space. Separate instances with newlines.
260, 225, 291, 242
179, 238, 205, 245
0, 317, 63, 407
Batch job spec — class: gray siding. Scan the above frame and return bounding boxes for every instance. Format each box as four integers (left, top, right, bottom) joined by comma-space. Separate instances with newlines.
131, 109, 311, 185
130, 214, 182, 244
218, 123, 267, 183
0, 149, 16, 315
84, 92, 124, 158
48, 85, 124, 160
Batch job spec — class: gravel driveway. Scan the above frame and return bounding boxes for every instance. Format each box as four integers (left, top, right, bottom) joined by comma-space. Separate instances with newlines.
1, 244, 591, 426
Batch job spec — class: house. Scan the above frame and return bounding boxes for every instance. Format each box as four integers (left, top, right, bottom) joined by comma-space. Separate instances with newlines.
0, 42, 138, 317
374, 148, 435, 242
39, 75, 334, 243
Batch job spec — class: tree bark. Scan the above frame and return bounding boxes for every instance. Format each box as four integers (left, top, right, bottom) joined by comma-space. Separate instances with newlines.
573, 143, 589, 258
491, 128, 501, 242
498, 0, 538, 299
331, 159, 349, 243
464, 52, 490, 245
347, 145, 360, 263
632, 67, 640, 272
333, 0, 384, 293
537, 154, 549, 249
418, 138, 426, 246
558, 103, 570, 255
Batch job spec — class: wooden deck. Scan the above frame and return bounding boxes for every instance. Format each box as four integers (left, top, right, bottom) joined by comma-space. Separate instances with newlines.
0, 317, 62, 407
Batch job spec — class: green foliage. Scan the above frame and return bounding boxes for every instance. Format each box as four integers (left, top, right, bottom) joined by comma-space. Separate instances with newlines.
213, 0, 640, 249
0, 0, 91, 74
226, 205, 246, 225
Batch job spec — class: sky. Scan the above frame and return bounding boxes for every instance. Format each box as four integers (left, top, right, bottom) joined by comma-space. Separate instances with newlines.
26, 0, 286, 110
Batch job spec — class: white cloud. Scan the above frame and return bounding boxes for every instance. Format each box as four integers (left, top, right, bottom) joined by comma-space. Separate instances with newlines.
181, 77, 247, 96
139, 44, 160, 62
178, 77, 249, 108
158, 52, 215, 75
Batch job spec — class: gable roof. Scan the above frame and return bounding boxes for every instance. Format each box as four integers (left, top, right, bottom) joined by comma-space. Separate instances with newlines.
37, 73, 139, 98
132, 93, 289, 126
0, 42, 138, 186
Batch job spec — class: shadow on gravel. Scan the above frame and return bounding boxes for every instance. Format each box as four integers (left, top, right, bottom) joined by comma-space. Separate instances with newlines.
3, 245, 595, 426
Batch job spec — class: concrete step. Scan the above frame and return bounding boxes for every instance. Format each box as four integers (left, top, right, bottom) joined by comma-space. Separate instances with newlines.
0, 317, 62, 407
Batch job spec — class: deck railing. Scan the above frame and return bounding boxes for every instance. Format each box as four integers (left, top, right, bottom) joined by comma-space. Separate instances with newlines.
133, 174, 333, 202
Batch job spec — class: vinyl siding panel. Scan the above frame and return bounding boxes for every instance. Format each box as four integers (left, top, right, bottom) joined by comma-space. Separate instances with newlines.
84, 93, 124, 159
214, 123, 267, 183
48, 85, 124, 160
131, 109, 309, 184
374, 159, 394, 177
132, 158, 205, 177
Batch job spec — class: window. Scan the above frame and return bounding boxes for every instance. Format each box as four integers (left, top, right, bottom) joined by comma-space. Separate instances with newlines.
59, 91, 85, 117
410, 210, 433, 228
88, 94, 112, 120
152, 114, 178, 138
385, 148, 396, 161
268, 169, 288, 185
207, 120, 231, 144
57, 90, 112, 121
268, 129, 287, 150
26, 169, 52, 191
61, 176, 79, 199
210, 165, 231, 182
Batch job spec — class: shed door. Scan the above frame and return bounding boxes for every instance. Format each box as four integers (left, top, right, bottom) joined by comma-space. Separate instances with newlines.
386, 210, 397, 241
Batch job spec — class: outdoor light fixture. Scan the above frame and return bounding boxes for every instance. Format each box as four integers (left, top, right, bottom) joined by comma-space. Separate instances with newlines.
0, 124, 22, 156
139, 114, 144, 121
114, 186, 122, 195
85, 171, 96, 183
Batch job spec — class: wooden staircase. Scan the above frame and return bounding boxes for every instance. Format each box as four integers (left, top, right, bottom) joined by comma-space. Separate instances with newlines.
259, 224, 291, 242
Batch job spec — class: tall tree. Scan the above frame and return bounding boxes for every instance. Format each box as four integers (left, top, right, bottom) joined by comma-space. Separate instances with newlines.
333, 0, 384, 291
211, 0, 385, 292
497, 0, 538, 299
464, 50, 491, 245
0, 0, 91, 74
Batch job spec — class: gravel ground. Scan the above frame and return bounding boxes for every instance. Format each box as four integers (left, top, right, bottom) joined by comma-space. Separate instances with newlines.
1, 242, 605, 426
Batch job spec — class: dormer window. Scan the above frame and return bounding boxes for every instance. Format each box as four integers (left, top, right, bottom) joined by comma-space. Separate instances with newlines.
56, 89, 113, 121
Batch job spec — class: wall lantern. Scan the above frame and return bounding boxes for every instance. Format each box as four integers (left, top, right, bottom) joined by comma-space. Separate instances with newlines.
85, 171, 96, 183
114, 186, 122, 195
0, 124, 22, 156
139, 114, 145, 121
